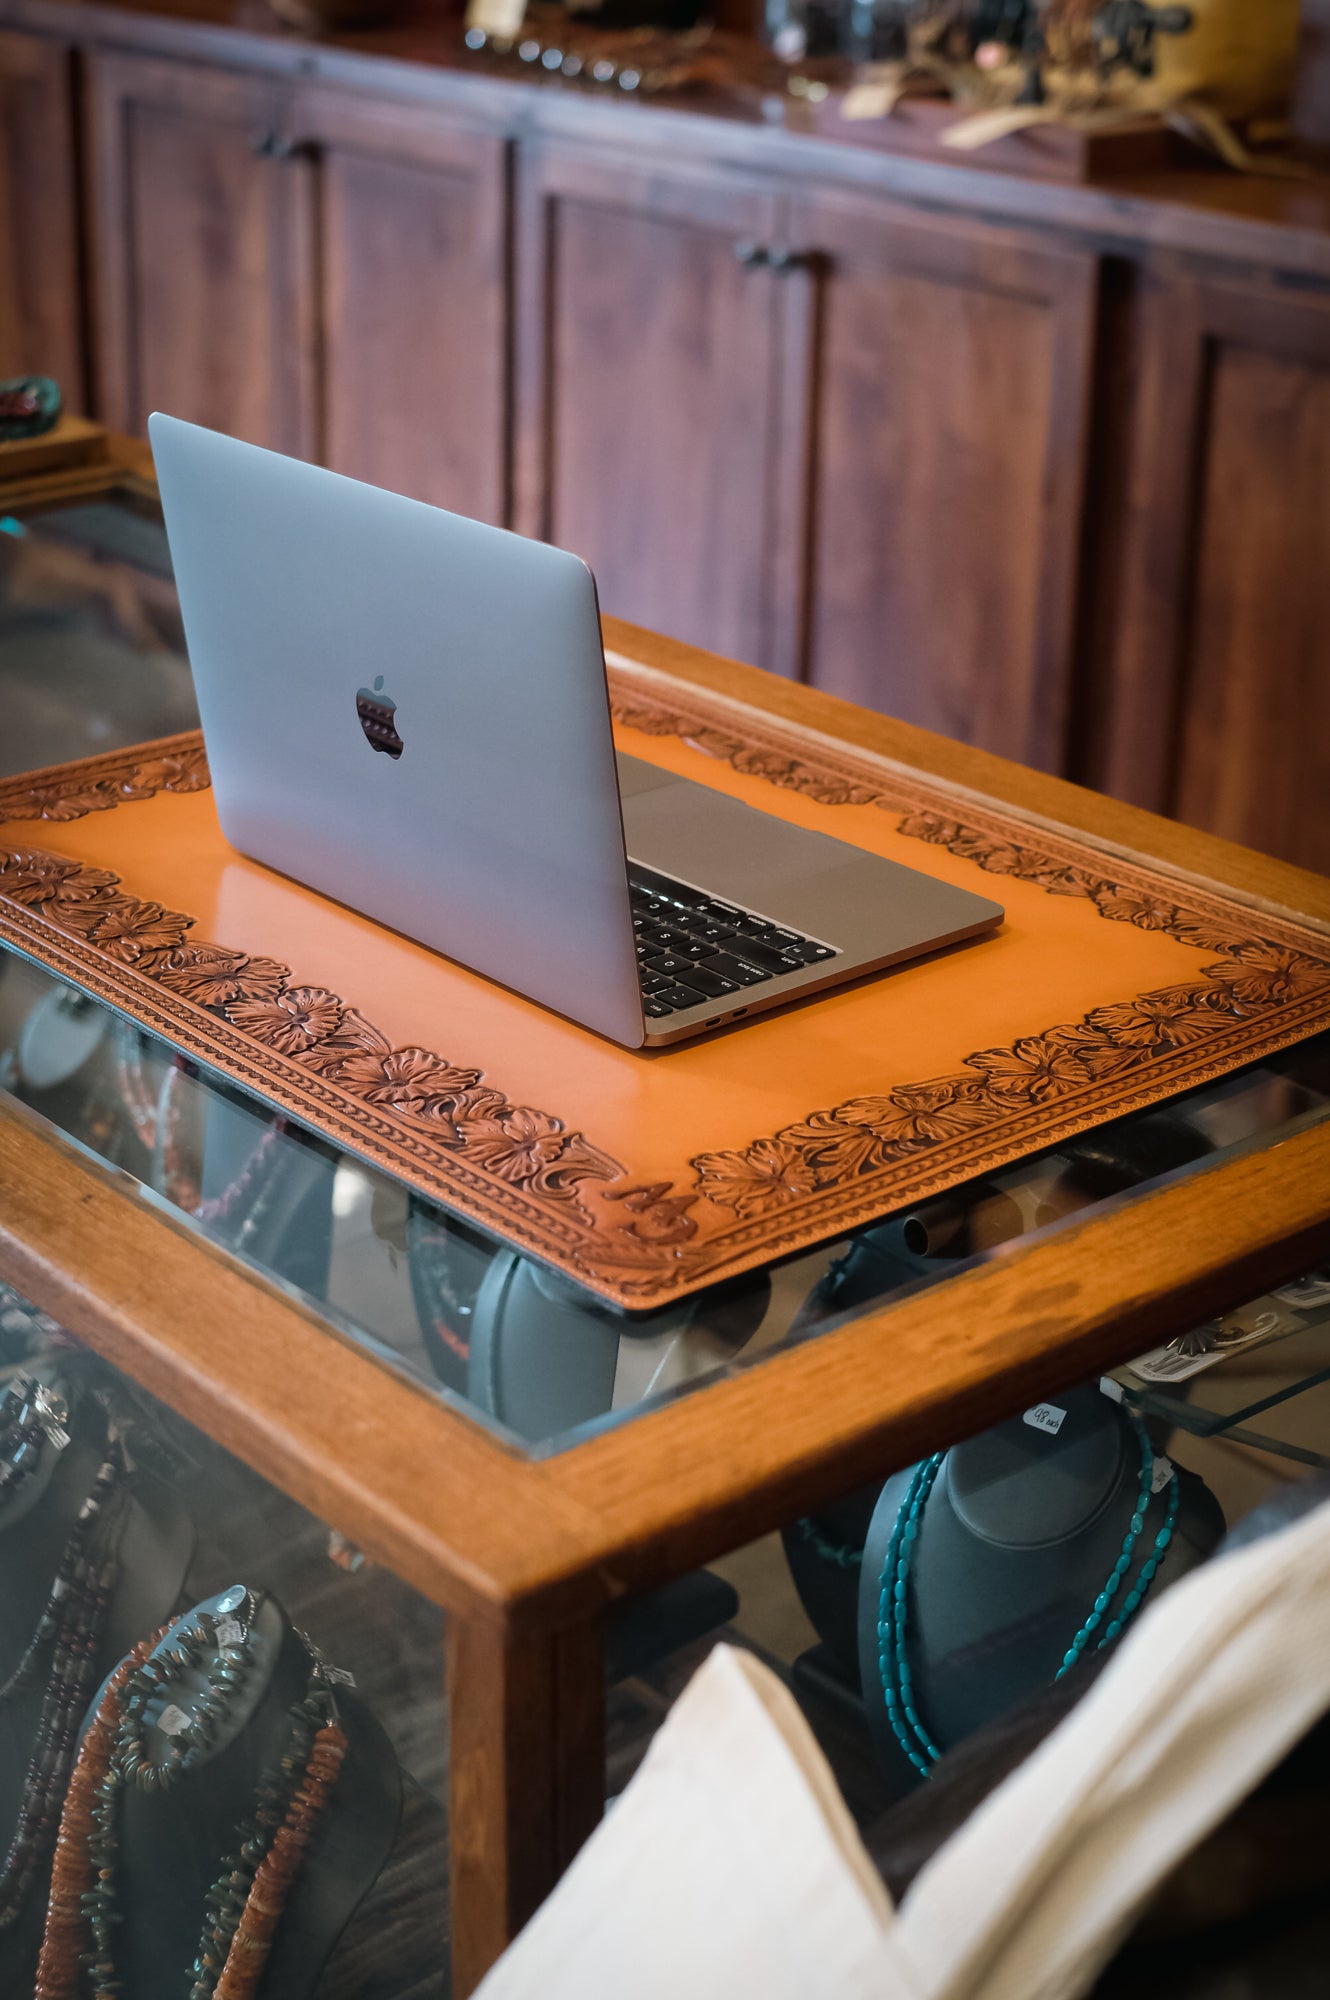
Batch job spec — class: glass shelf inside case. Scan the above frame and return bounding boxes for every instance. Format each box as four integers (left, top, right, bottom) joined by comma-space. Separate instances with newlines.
2, 932, 1329, 1458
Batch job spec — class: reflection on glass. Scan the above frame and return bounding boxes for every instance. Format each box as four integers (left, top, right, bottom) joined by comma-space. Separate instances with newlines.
0, 493, 196, 774
1, 940, 1329, 1457
0, 1282, 449, 1996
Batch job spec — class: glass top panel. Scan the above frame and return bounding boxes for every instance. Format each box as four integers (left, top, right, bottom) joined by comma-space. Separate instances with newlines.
4, 475, 1330, 1455
4, 936, 1328, 1458
0, 489, 197, 776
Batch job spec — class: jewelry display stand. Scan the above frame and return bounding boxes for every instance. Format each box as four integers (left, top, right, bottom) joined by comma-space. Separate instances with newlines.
857, 1384, 1226, 1793
78, 1589, 401, 1999
0, 1374, 193, 1987
466, 1252, 770, 1445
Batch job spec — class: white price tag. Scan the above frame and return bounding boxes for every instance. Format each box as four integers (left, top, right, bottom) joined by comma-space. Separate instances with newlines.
215, 1619, 244, 1650
1151, 1455, 1174, 1495
1023, 1403, 1067, 1437
324, 1665, 357, 1688
157, 1703, 190, 1738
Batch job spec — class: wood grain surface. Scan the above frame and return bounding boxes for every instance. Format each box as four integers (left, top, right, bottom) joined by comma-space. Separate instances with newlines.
0, 28, 84, 399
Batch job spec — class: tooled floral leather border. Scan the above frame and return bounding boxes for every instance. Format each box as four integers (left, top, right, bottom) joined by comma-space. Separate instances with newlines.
2, 686, 1330, 1309
609, 681, 1330, 1257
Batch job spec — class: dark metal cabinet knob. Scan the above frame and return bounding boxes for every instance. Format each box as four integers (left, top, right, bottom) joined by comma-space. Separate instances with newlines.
250, 131, 308, 160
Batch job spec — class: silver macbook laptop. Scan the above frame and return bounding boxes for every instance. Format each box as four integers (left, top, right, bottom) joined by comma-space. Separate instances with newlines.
149, 415, 1003, 1050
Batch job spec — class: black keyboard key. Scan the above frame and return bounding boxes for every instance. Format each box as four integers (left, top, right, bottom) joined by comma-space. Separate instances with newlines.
732, 938, 799, 974
644, 999, 673, 1018
683, 966, 740, 998
702, 953, 769, 988
687, 919, 736, 944
659, 982, 706, 1010
640, 972, 669, 995
699, 900, 743, 923
735, 917, 779, 941
766, 927, 805, 948
642, 952, 701, 980
652, 927, 699, 954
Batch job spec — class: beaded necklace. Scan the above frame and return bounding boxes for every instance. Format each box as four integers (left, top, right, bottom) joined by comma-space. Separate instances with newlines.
0, 1423, 127, 1930
35, 1613, 347, 2000
876, 1413, 1181, 1780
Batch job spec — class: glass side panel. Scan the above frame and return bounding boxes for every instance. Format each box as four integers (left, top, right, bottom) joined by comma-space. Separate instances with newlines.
3, 937, 1328, 1457
0, 1279, 1323, 1995
0, 1280, 449, 1995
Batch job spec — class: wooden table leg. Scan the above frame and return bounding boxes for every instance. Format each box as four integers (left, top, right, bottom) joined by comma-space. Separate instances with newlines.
448, 1611, 605, 1997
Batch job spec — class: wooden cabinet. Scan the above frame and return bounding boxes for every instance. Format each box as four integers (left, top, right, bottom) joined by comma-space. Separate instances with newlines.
1103, 269, 1330, 875
88, 52, 313, 451
785, 192, 1098, 771
87, 53, 509, 517
515, 143, 797, 667
0, 28, 84, 399
5, 8, 1330, 865
295, 88, 508, 520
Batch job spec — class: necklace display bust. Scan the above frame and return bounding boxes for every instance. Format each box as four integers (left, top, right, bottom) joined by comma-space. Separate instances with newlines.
858, 1384, 1225, 1793
88, 1589, 400, 1999
0, 1371, 192, 1985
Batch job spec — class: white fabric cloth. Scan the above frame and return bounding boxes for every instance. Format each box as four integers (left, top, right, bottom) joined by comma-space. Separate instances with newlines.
477, 1493, 1330, 2000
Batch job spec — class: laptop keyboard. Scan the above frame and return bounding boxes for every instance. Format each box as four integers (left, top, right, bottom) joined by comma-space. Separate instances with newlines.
630, 867, 838, 1021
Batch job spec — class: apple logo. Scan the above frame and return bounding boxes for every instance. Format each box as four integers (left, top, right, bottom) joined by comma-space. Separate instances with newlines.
355, 674, 404, 760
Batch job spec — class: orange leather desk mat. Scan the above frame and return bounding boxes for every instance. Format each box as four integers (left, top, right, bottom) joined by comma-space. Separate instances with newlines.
2, 653, 1329, 1310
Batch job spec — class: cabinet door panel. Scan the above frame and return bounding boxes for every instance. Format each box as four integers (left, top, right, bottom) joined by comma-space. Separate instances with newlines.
790, 195, 1098, 772
0, 29, 83, 397
516, 145, 788, 666
299, 91, 509, 522
87, 52, 312, 451
1105, 276, 1330, 874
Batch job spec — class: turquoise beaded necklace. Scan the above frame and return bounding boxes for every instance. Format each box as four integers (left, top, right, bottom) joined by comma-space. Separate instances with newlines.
876, 1413, 1180, 1781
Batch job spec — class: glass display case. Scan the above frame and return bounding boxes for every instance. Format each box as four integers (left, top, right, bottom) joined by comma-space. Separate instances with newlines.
2, 430, 1329, 1996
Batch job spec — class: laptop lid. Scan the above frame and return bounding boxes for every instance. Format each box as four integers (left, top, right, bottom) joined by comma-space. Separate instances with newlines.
148, 415, 646, 1048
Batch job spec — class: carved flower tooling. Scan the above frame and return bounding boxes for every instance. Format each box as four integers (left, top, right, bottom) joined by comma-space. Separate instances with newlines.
459, 1109, 568, 1182
114, 750, 209, 800
227, 985, 344, 1056
1214, 946, 1329, 1009
54, 897, 191, 965
156, 943, 291, 1008
0, 850, 117, 908
331, 1044, 485, 1120
1084, 988, 1237, 1050
693, 1137, 821, 1218
18, 784, 119, 823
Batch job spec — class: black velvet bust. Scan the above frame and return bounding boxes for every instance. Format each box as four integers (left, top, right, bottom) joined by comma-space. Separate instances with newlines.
96, 1588, 401, 1999
0, 1370, 193, 1988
